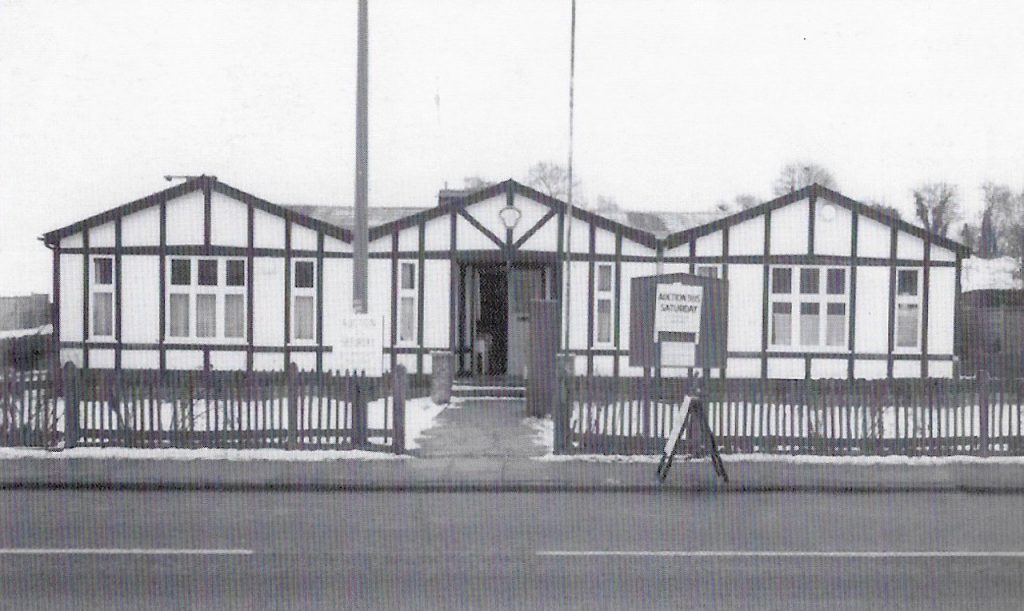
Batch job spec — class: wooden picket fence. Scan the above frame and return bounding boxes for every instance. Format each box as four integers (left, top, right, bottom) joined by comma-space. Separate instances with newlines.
555, 372, 1024, 457
1, 369, 58, 447
1, 364, 407, 453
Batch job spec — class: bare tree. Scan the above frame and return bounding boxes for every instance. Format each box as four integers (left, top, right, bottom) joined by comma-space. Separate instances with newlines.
864, 199, 903, 221
772, 162, 838, 196
462, 176, 496, 190
983, 182, 1024, 263
912, 182, 961, 237
714, 193, 761, 214
958, 222, 978, 253
593, 195, 620, 212
525, 162, 586, 207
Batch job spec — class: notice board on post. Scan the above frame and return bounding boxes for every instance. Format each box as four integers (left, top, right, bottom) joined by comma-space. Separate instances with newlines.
629, 273, 728, 370
324, 314, 385, 377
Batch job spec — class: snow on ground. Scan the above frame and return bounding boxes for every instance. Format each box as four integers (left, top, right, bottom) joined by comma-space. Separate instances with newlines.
0, 447, 404, 461
0, 324, 52, 340
962, 256, 1022, 292
533, 450, 1024, 465
404, 397, 446, 450
522, 416, 553, 449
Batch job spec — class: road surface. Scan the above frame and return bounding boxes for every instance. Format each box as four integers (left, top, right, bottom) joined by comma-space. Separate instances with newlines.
1, 490, 1022, 609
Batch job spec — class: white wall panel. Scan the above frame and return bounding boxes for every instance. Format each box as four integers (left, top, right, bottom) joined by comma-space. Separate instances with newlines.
768, 199, 808, 255
766, 357, 803, 379
324, 235, 350, 253
60, 348, 83, 368
60, 253, 83, 342
726, 358, 760, 378
367, 259, 393, 345
892, 360, 919, 378
897, 232, 924, 259
617, 261, 657, 351
814, 200, 852, 256
291, 224, 319, 251
929, 361, 953, 378
122, 350, 158, 369
252, 258, 285, 345
210, 193, 248, 247
811, 358, 846, 379
664, 243, 689, 257
397, 224, 419, 251
927, 267, 956, 354
210, 351, 246, 371
463, 195, 509, 240
622, 238, 655, 257
291, 352, 316, 371
89, 349, 115, 368
594, 226, 616, 254
854, 360, 887, 379
421, 260, 450, 348
727, 264, 762, 352
121, 205, 161, 246
253, 353, 283, 371
857, 215, 891, 258
253, 208, 285, 249
695, 230, 722, 256
423, 215, 450, 251
729, 216, 764, 256
519, 217, 559, 251
567, 216, 590, 252
509, 193, 552, 242
456, 215, 501, 250
61, 234, 83, 248
931, 245, 956, 262
562, 261, 589, 349
165, 192, 205, 245
90, 221, 116, 247
855, 267, 890, 352
121, 256, 159, 343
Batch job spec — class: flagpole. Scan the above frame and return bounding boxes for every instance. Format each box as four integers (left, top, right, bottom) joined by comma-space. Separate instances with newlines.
562, 0, 577, 354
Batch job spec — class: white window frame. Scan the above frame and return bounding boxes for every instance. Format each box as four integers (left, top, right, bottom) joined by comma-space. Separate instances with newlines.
292, 258, 317, 343
165, 257, 248, 343
397, 261, 417, 345
90, 256, 115, 338
594, 263, 614, 346
769, 265, 849, 351
894, 267, 922, 350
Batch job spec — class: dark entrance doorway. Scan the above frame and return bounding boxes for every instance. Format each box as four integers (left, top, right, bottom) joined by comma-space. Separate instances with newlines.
477, 267, 508, 375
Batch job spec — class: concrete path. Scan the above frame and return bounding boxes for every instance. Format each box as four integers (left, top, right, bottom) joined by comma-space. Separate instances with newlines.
411, 399, 546, 459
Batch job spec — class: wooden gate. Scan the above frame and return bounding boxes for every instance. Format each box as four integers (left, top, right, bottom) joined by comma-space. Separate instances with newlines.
527, 299, 559, 417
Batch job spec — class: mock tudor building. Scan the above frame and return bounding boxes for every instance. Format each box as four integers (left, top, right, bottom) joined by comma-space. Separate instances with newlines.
42, 176, 968, 380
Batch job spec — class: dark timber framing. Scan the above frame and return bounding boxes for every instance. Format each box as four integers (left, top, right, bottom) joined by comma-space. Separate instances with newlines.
81, 227, 90, 369
586, 223, 596, 376
203, 180, 212, 246
390, 230, 399, 373
283, 220, 292, 368
921, 234, 931, 378
316, 232, 325, 373
847, 211, 859, 378
159, 199, 167, 370
51, 245, 60, 380
760, 210, 771, 379
114, 217, 123, 371
613, 231, 622, 378
417, 220, 426, 373
886, 225, 898, 379
246, 202, 255, 372
448, 209, 458, 352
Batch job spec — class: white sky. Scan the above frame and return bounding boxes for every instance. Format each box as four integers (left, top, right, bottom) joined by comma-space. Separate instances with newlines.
3, 0, 1024, 295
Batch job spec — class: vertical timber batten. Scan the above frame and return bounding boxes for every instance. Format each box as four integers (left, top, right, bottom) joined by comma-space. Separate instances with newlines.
613, 231, 622, 379
284, 220, 292, 368
808, 192, 816, 256
51, 245, 60, 377
417, 220, 426, 374
760, 209, 772, 379
316, 232, 324, 374
159, 200, 167, 371
555, 210, 565, 351
886, 225, 898, 379
390, 230, 399, 373
721, 226, 729, 378
82, 227, 90, 369
847, 211, 859, 378
114, 217, 122, 371
921, 235, 931, 378
954, 252, 963, 377
246, 202, 254, 372
586, 224, 595, 376
202, 178, 212, 247
448, 209, 457, 353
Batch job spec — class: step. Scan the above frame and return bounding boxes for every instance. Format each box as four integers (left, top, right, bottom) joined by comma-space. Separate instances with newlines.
452, 385, 526, 399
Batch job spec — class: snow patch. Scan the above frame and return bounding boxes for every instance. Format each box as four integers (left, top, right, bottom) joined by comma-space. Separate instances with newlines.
404, 397, 447, 450
0, 324, 52, 340
522, 416, 553, 449
962, 256, 1022, 292
0, 447, 404, 461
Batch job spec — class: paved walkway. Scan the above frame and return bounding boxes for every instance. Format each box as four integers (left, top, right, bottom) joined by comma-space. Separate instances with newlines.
411, 399, 546, 458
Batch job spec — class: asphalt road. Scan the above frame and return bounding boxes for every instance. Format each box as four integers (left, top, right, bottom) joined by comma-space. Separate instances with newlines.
2, 490, 1023, 610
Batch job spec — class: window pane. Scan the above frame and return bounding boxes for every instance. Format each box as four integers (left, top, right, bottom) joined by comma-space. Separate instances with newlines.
827, 269, 846, 295
171, 259, 190, 285
92, 292, 112, 336
94, 258, 113, 285
400, 296, 416, 341
597, 265, 612, 291
800, 268, 819, 294
897, 303, 919, 347
169, 294, 189, 337
771, 302, 791, 345
772, 268, 791, 294
198, 259, 218, 286
597, 299, 612, 343
196, 294, 216, 337
227, 260, 246, 287
826, 302, 846, 346
401, 263, 416, 290
898, 270, 918, 296
696, 266, 719, 279
225, 294, 244, 338
294, 296, 314, 340
295, 261, 314, 288
800, 302, 819, 345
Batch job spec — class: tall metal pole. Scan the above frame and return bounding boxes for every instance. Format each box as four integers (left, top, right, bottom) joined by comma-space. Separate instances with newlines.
353, 0, 369, 314
562, 0, 577, 352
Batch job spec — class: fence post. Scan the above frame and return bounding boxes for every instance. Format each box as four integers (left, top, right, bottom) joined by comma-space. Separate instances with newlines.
287, 363, 298, 450
392, 364, 406, 454
62, 362, 79, 449
352, 372, 368, 449
554, 354, 574, 454
979, 369, 990, 457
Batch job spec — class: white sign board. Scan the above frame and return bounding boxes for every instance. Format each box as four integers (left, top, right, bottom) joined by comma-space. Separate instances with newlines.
654, 283, 703, 339
663, 396, 693, 456
326, 315, 384, 377
660, 341, 696, 368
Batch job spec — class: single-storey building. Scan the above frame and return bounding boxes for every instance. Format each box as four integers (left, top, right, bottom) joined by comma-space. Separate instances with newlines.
42, 175, 968, 379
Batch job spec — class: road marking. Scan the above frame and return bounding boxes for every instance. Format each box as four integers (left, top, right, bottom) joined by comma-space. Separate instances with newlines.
0, 548, 253, 556
538, 550, 1024, 559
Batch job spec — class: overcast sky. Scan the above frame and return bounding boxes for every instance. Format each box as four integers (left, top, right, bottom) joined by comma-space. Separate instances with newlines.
3, 0, 1024, 295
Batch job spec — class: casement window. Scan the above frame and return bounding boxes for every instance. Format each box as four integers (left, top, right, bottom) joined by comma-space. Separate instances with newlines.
595, 263, 613, 344
895, 268, 921, 348
91, 257, 114, 337
398, 261, 417, 343
770, 266, 848, 349
292, 259, 316, 341
167, 257, 247, 341
695, 265, 720, 279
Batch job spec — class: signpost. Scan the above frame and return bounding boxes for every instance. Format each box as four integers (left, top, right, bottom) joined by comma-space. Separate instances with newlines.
327, 314, 384, 377
630, 272, 729, 482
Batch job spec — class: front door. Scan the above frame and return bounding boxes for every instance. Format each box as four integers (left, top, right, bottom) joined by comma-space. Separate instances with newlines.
507, 266, 549, 379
